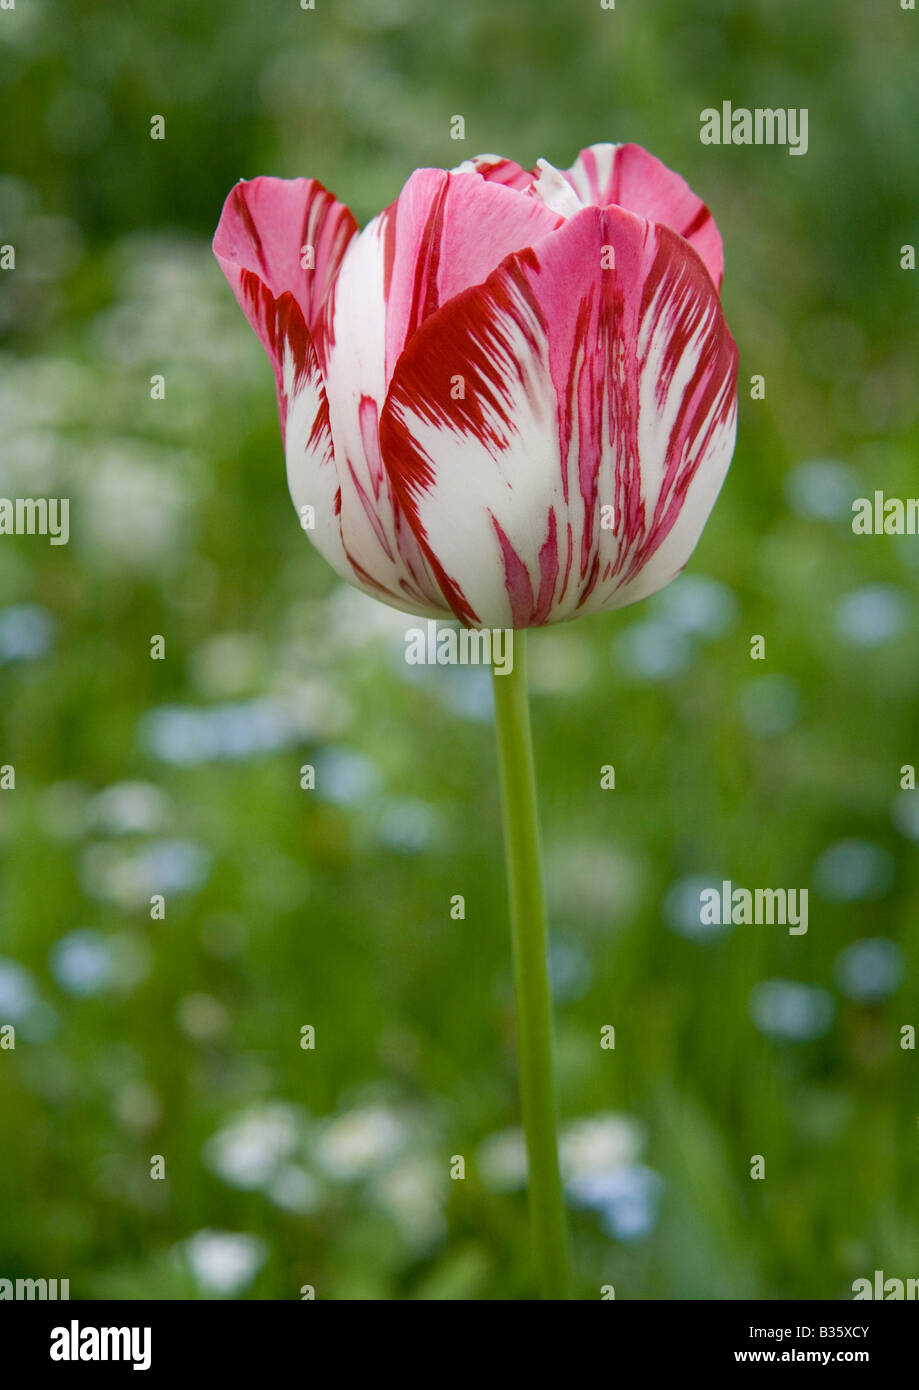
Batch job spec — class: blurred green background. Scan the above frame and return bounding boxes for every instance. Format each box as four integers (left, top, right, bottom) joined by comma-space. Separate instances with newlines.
1, 0, 917, 1300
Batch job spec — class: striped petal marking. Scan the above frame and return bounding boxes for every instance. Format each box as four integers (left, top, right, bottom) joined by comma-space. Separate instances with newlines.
460, 144, 724, 292
213, 177, 364, 585
318, 168, 563, 614
379, 203, 738, 629
213, 176, 358, 384
451, 153, 535, 191
549, 143, 725, 292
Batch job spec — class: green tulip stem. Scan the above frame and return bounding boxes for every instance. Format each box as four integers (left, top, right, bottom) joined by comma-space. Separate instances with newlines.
491, 629, 571, 1300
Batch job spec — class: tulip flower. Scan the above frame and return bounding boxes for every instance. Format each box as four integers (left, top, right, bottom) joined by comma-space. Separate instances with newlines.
214, 143, 738, 1299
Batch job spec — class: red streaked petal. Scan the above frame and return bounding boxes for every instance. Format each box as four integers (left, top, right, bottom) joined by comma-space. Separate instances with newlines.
279, 297, 348, 573
379, 167, 563, 380
379, 204, 737, 628
213, 176, 358, 366
311, 209, 450, 616
560, 143, 724, 291
277, 294, 438, 614
452, 153, 534, 190
213, 179, 435, 610
315, 168, 563, 616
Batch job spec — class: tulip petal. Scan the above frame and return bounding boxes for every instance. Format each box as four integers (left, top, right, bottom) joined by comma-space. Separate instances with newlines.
214, 180, 412, 602
264, 291, 436, 614
311, 207, 450, 616
378, 168, 564, 382
452, 153, 534, 190
553, 143, 724, 291
213, 176, 358, 367
528, 159, 585, 218
318, 169, 563, 615
379, 204, 738, 629
276, 294, 353, 581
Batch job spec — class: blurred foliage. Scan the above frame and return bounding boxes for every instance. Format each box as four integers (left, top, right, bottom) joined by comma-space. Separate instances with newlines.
0, 0, 917, 1300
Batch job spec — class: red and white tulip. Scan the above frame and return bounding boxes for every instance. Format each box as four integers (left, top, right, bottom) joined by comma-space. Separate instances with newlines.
214, 143, 738, 628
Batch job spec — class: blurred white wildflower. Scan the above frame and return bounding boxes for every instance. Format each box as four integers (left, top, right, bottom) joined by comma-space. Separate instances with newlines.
268, 1165, 321, 1216
663, 874, 732, 941
548, 938, 593, 1003
750, 979, 835, 1042
560, 1114, 646, 1179
49, 929, 152, 997
476, 1127, 528, 1192
77, 446, 196, 571
546, 839, 646, 929
813, 839, 894, 902
312, 1105, 409, 1182
784, 460, 859, 522
203, 1102, 304, 1192
177, 993, 229, 1043
372, 1157, 446, 1250
189, 632, 266, 700
834, 938, 905, 1003
617, 618, 694, 681
323, 584, 412, 653
0, 604, 54, 664
91, 235, 252, 375
88, 781, 172, 836
112, 1081, 162, 1134
313, 747, 382, 806
374, 797, 444, 853
654, 574, 738, 639
0, 357, 95, 432
835, 585, 908, 647
181, 1230, 267, 1296
81, 838, 211, 908
569, 1165, 665, 1242
0, 958, 40, 1021
140, 699, 309, 765
891, 791, 919, 843
49, 929, 114, 997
